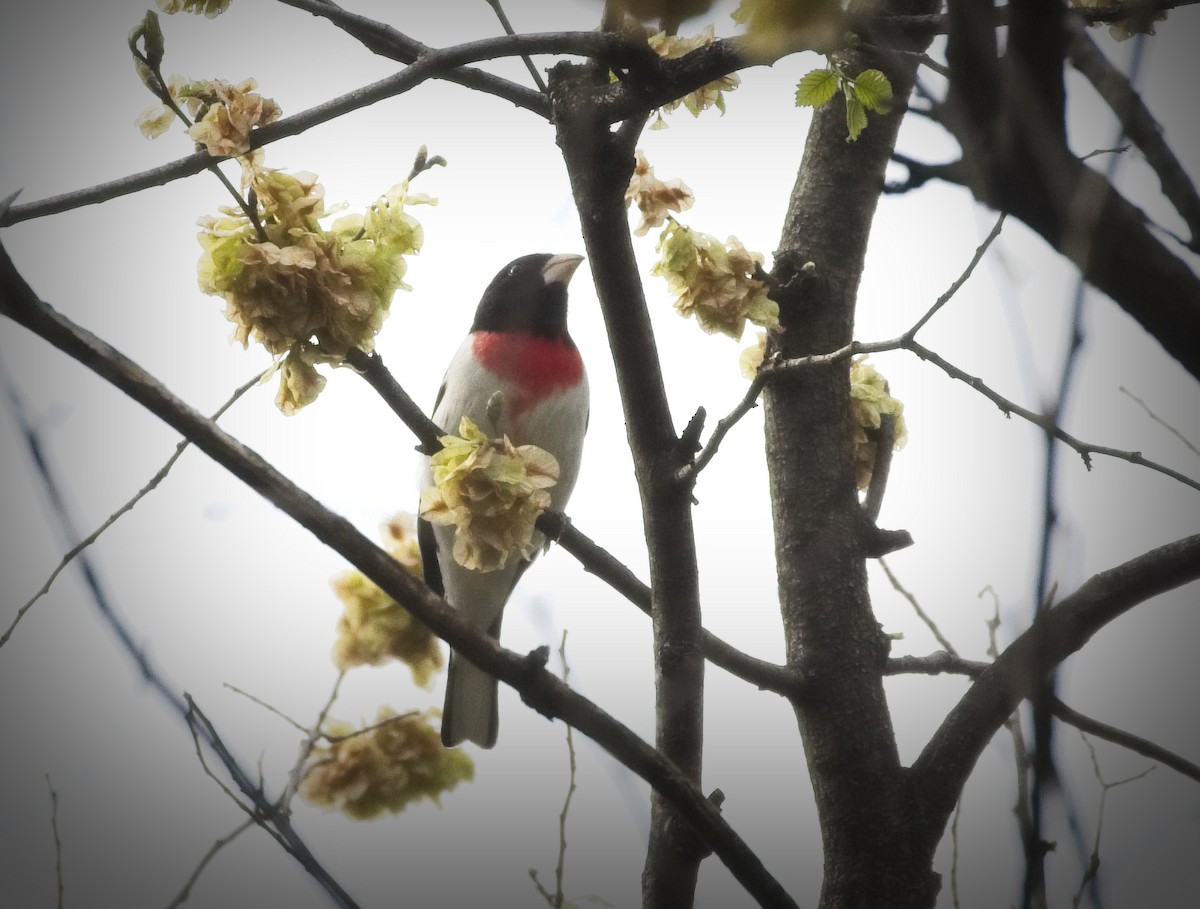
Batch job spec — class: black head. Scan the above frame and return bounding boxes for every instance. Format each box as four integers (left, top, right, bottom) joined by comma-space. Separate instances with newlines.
470, 253, 585, 341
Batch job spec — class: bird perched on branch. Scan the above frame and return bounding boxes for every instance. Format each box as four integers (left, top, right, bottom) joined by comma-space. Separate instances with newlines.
419, 253, 589, 748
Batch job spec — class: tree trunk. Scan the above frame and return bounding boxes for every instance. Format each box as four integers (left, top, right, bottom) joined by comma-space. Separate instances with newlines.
764, 4, 942, 906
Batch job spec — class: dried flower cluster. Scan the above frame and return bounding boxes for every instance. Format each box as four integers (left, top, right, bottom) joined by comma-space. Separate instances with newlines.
625, 150, 695, 236
653, 220, 779, 340
647, 25, 739, 127
420, 416, 559, 572
849, 357, 908, 491
330, 514, 443, 686
136, 76, 280, 154
300, 708, 474, 819
155, 0, 231, 17
183, 78, 281, 156
197, 163, 431, 413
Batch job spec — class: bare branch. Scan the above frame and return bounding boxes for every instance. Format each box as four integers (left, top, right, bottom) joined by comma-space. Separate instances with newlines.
885, 652, 988, 677
1067, 18, 1200, 251
1072, 733, 1157, 908
878, 558, 960, 655
907, 212, 1006, 337
1, 32, 643, 228
485, 0, 548, 93
45, 774, 64, 909
909, 533, 1200, 848
1052, 698, 1200, 785
276, 0, 547, 114
223, 683, 310, 736
906, 338, 1200, 494
163, 817, 255, 909
183, 696, 364, 909
1119, 385, 1200, 459
1, 370, 262, 650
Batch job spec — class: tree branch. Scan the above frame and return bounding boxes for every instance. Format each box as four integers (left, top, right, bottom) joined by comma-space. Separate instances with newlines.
1, 32, 644, 227
0, 235, 798, 909
1050, 697, 1200, 785
1066, 16, 1200, 251
276, 0, 548, 114
551, 58, 710, 905
908, 533, 1200, 853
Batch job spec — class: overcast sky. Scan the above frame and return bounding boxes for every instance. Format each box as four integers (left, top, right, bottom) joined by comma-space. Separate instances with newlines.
1, 2, 1198, 907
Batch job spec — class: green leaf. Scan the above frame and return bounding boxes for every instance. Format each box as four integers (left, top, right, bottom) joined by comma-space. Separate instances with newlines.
795, 68, 839, 108
852, 68, 893, 114
844, 94, 867, 142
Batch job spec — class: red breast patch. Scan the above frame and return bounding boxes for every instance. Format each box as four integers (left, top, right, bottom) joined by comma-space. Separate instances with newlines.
471, 332, 583, 399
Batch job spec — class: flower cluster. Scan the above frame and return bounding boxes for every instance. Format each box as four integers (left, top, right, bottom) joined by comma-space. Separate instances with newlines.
419, 416, 559, 572
172, 77, 282, 157
849, 357, 908, 491
739, 330, 768, 379
653, 220, 779, 340
300, 708, 474, 819
648, 25, 739, 126
625, 150, 694, 236
197, 163, 431, 412
155, 0, 231, 17
330, 514, 443, 686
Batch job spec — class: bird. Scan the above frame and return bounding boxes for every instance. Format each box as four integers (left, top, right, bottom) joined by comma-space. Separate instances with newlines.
419, 253, 589, 748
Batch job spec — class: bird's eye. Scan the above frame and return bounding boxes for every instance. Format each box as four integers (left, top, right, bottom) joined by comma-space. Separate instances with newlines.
508, 265, 519, 276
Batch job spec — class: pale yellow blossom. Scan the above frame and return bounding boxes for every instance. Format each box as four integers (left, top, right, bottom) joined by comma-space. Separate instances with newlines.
196, 161, 431, 412
739, 331, 768, 379
420, 417, 559, 572
300, 708, 474, 819
648, 26, 739, 122
849, 356, 908, 491
330, 514, 443, 685
135, 103, 175, 139
653, 220, 779, 340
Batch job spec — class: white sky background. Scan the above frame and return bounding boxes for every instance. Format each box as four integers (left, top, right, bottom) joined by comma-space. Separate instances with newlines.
1, 1, 1198, 907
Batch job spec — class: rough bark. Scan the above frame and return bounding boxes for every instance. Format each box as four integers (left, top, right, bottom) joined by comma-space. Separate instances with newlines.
763, 2, 941, 906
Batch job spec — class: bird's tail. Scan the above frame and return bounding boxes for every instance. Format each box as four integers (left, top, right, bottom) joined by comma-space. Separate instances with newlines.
441, 652, 498, 749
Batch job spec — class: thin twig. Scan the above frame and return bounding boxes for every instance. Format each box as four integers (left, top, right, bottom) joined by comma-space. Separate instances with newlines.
904, 339, 1200, 494
223, 683, 310, 736
275, 0, 546, 113
485, 0, 548, 93
1051, 698, 1200, 785
163, 817, 255, 909
907, 212, 1006, 337
553, 631, 579, 908
320, 710, 420, 744
45, 774, 64, 909
879, 558, 960, 655
283, 670, 347, 810
683, 216, 1002, 484
1119, 386, 1200, 458
1071, 733, 1156, 909
183, 695, 364, 908
2, 371, 263, 650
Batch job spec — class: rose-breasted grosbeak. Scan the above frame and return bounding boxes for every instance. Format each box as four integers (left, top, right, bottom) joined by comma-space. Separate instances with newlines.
419, 253, 589, 748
